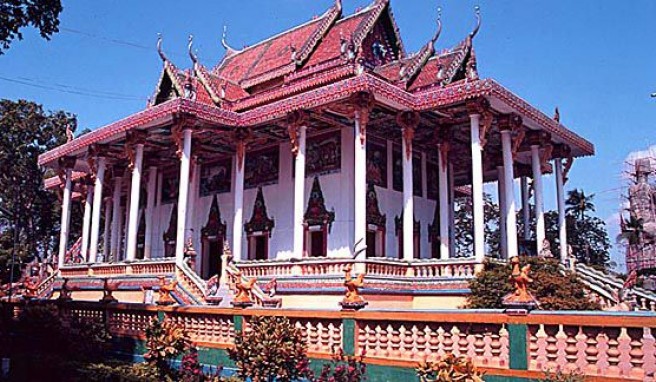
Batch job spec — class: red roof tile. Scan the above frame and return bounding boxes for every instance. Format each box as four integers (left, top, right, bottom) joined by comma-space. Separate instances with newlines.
304, 11, 369, 68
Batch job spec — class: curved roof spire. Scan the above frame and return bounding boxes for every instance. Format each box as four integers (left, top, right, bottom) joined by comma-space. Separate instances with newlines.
156, 33, 167, 62
221, 25, 240, 55
188, 34, 198, 64
469, 5, 481, 39
431, 7, 443, 45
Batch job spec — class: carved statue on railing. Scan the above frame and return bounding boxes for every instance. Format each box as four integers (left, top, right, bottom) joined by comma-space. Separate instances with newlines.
260, 278, 282, 308
183, 237, 197, 270
502, 257, 539, 310
205, 274, 223, 306
340, 264, 367, 310
231, 270, 257, 308
58, 278, 74, 302
155, 276, 177, 306
538, 239, 553, 258
22, 276, 40, 300
100, 278, 121, 303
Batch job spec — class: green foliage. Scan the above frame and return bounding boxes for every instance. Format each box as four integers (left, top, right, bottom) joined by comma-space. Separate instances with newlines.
0, 99, 76, 282
541, 369, 584, 382
0, 0, 63, 54
143, 318, 191, 379
310, 349, 367, 382
466, 257, 601, 310
228, 315, 310, 382
454, 194, 500, 257
416, 354, 484, 382
564, 189, 611, 268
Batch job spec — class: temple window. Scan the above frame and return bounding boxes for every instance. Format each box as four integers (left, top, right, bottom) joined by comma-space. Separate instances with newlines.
201, 195, 227, 279
365, 183, 386, 257
303, 177, 335, 257
244, 187, 275, 261
395, 213, 420, 259
136, 211, 146, 260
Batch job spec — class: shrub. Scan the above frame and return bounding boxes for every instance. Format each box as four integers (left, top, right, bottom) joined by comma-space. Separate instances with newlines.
416, 354, 484, 382
228, 316, 309, 382
466, 257, 601, 310
143, 318, 191, 380
542, 369, 584, 382
311, 348, 367, 382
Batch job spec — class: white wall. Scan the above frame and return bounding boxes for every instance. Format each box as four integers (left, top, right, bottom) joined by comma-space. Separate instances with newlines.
144, 126, 438, 262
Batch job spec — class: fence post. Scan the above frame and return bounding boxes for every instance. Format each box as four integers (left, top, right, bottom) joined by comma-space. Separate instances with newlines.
341, 313, 356, 356
233, 314, 244, 334
507, 322, 529, 370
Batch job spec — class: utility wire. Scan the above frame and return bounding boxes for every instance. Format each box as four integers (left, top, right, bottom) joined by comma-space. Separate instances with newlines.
0, 75, 145, 101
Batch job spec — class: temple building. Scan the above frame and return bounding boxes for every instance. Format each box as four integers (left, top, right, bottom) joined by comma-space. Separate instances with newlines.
37, 0, 594, 308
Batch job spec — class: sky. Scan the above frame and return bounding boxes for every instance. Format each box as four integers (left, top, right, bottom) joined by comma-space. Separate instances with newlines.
1, 0, 655, 270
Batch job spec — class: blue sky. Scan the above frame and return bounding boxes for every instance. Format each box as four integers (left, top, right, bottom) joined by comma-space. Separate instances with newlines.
1, 1, 655, 270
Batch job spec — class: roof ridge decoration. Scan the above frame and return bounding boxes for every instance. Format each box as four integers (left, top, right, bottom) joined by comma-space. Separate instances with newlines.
221, 25, 241, 57
399, 7, 442, 88
438, 5, 481, 87
351, 0, 390, 54
189, 34, 224, 105
152, 34, 185, 106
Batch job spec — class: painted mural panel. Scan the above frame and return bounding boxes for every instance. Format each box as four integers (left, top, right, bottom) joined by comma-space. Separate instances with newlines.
161, 170, 179, 205
306, 132, 341, 176
200, 158, 232, 197
392, 150, 422, 197
245, 146, 279, 189
367, 140, 387, 187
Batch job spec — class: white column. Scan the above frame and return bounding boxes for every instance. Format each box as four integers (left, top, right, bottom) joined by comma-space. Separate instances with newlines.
89, 157, 106, 263
121, 178, 130, 260
555, 159, 567, 262
469, 114, 485, 262
531, 145, 545, 254
102, 197, 111, 262
80, 185, 93, 262
520, 177, 531, 241
448, 162, 455, 258
57, 167, 73, 268
353, 113, 366, 258
233, 142, 245, 262
437, 144, 450, 259
144, 166, 157, 259
126, 144, 144, 261
501, 129, 519, 259
497, 166, 507, 259
293, 125, 307, 259
175, 129, 192, 265
402, 129, 415, 260
110, 176, 123, 261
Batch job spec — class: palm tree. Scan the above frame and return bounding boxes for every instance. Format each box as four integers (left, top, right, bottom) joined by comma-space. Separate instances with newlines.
617, 214, 644, 246
565, 189, 595, 220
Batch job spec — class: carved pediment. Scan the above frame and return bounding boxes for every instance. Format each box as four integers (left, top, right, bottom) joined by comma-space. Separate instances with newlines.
245, 187, 275, 236
202, 195, 227, 240
304, 177, 335, 230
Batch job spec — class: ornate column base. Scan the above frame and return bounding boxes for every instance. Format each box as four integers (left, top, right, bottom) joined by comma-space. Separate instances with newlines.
231, 301, 254, 309
261, 298, 282, 308
205, 296, 223, 305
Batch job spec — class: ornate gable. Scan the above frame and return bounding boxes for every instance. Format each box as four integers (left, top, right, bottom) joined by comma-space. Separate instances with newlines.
245, 187, 275, 236
304, 177, 335, 230
202, 195, 227, 240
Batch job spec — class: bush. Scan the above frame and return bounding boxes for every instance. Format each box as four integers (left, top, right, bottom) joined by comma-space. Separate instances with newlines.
542, 369, 584, 382
143, 318, 191, 380
228, 316, 309, 382
466, 257, 601, 310
416, 354, 483, 382
311, 348, 367, 382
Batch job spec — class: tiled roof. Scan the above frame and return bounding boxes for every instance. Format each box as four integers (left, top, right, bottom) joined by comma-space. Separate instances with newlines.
304, 10, 370, 68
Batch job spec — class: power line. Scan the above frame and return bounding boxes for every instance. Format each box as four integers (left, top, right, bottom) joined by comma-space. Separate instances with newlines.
15, 75, 143, 99
0, 75, 146, 101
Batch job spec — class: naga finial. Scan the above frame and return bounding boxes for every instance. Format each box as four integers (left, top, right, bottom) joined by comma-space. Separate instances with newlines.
470, 5, 481, 39
188, 34, 198, 64
157, 33, 167, 61
221, 25, 239, 54
335, 0, 342, 11
431, 7, 443, 45
553, 107, 560, 123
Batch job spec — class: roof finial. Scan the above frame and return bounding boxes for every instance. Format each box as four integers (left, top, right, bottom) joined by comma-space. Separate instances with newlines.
431, 7, 443, 45
470, 5, 481, 39
221, 25, 238, 54
188, 34, 198, 64
157, 33, 167, 61
335, 0, 342, 11
554, 107, 560, 123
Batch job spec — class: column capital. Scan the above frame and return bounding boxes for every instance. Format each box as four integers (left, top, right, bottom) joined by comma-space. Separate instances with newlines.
397, 111, 419, 160
350, 91, 375, 145
497, 113, 523, 133
551, 143, 572, 159
171, 121, 194, 159
526, 130, 551, 147
286, 110, 309, 157
465, 97, 490, 116
58, 156, 76, 170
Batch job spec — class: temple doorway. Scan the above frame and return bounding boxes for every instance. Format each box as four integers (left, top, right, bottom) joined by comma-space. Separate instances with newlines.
248, 234, 268, 260
201, 195, 227, 280
303, 177, 334, 258
306, 228, 326, 257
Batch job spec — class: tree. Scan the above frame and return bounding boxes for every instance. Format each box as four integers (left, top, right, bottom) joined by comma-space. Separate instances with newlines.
0, 99, 75, 283
0, 0, 63, 54
465, 257, 601, 310
563, 189, 611, 268
453, 193, 500, 257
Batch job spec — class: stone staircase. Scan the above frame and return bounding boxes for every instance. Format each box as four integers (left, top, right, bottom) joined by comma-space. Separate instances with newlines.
574, 263, 656, 310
